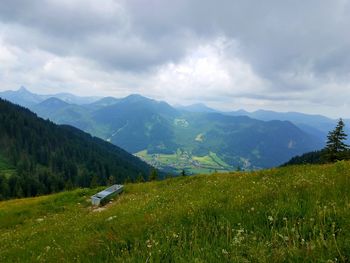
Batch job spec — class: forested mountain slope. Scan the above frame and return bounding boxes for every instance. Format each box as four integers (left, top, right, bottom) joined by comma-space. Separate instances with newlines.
0, 99, 152, 200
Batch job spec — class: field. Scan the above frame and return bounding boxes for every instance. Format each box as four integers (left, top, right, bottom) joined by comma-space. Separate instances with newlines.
1, 161, 350, 262
135, 149, 233, 174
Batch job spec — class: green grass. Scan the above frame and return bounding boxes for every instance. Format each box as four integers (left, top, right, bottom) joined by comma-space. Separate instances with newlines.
1, 161, 350, 262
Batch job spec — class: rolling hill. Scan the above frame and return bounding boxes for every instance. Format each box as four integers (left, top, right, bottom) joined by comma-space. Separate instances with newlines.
0, 98, 153, 200
1, 161, 349, 262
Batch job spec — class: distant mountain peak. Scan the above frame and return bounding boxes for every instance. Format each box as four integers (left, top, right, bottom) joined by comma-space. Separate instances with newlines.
18, 86, 28, 92
177, 103, 217, 113
39, 97, 69, 106
123, 94, 150, 102
17, 86, 36, 95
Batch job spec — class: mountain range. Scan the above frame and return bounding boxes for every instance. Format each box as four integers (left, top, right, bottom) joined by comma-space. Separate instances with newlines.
226, 109, 350, 144
0, 86, 100, 107
175, 103, 350, 144
0, 87, 329, 172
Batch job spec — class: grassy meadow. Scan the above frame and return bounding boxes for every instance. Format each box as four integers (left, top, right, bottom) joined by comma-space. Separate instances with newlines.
1, 161, 350, 262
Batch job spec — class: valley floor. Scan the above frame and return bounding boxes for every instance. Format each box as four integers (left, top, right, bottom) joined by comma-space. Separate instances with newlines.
1, 162, 350, 262
135, 149, 234, 174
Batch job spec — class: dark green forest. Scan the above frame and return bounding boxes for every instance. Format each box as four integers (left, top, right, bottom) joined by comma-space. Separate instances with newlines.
0, 99, 152, 200
283, 119, 350, 166
282, 150, 326, 166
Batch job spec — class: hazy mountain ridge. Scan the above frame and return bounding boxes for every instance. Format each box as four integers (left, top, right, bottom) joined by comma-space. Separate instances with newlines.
227, 109, 350, 144
0, 87, 100, 107
176, 103, 218, 113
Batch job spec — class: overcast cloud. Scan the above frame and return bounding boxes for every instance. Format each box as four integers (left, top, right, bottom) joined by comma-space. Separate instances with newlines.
0, 0, 350, 117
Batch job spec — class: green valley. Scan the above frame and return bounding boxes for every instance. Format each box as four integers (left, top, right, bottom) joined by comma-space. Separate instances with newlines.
135, 149, 233, 174
1, 161, 350, 262
24, 92, 323, 170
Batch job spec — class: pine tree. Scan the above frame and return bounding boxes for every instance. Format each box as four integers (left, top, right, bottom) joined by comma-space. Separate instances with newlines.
324, 119, 349, 162
149, 169, 158, 181
136, 173, 145, 183
90, 175, 99, 188
0, 174, 9, 200
108, 175, 116, 185
124, 176, 132, 184
181, 169, 186, 176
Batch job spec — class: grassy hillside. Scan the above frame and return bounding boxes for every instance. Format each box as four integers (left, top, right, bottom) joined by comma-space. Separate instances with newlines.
1, 162, 350, 262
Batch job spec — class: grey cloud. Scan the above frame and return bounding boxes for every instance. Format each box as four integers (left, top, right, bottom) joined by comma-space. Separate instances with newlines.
0, 0, 202, 72
128, 0, 350, 85
1, 0, 350, 76
0, 0, 124, 37
1, 0, 350, 117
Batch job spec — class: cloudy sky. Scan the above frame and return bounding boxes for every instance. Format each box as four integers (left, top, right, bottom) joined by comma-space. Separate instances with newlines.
0, 0, 350, 118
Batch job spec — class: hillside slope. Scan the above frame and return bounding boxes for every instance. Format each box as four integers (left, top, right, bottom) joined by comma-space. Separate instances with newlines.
0, 98, 152, 199
1, 162, 349, 262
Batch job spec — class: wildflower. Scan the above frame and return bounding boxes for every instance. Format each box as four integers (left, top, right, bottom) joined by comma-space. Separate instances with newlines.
106, 216, 116, 221
222, 249, 229, 255
268, 216, 273, 222
146, 240, 153, 248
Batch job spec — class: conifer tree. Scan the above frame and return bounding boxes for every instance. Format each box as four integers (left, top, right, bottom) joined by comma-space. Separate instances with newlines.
324, 119, 349, 162
136, 173, 145, 183
149, 169, 158, 181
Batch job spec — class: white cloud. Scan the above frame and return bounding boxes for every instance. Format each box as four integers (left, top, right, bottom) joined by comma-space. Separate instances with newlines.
146, 38, 267, 104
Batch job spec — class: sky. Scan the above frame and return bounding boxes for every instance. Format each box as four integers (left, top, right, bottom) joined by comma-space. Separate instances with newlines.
0, 0, 350, 118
